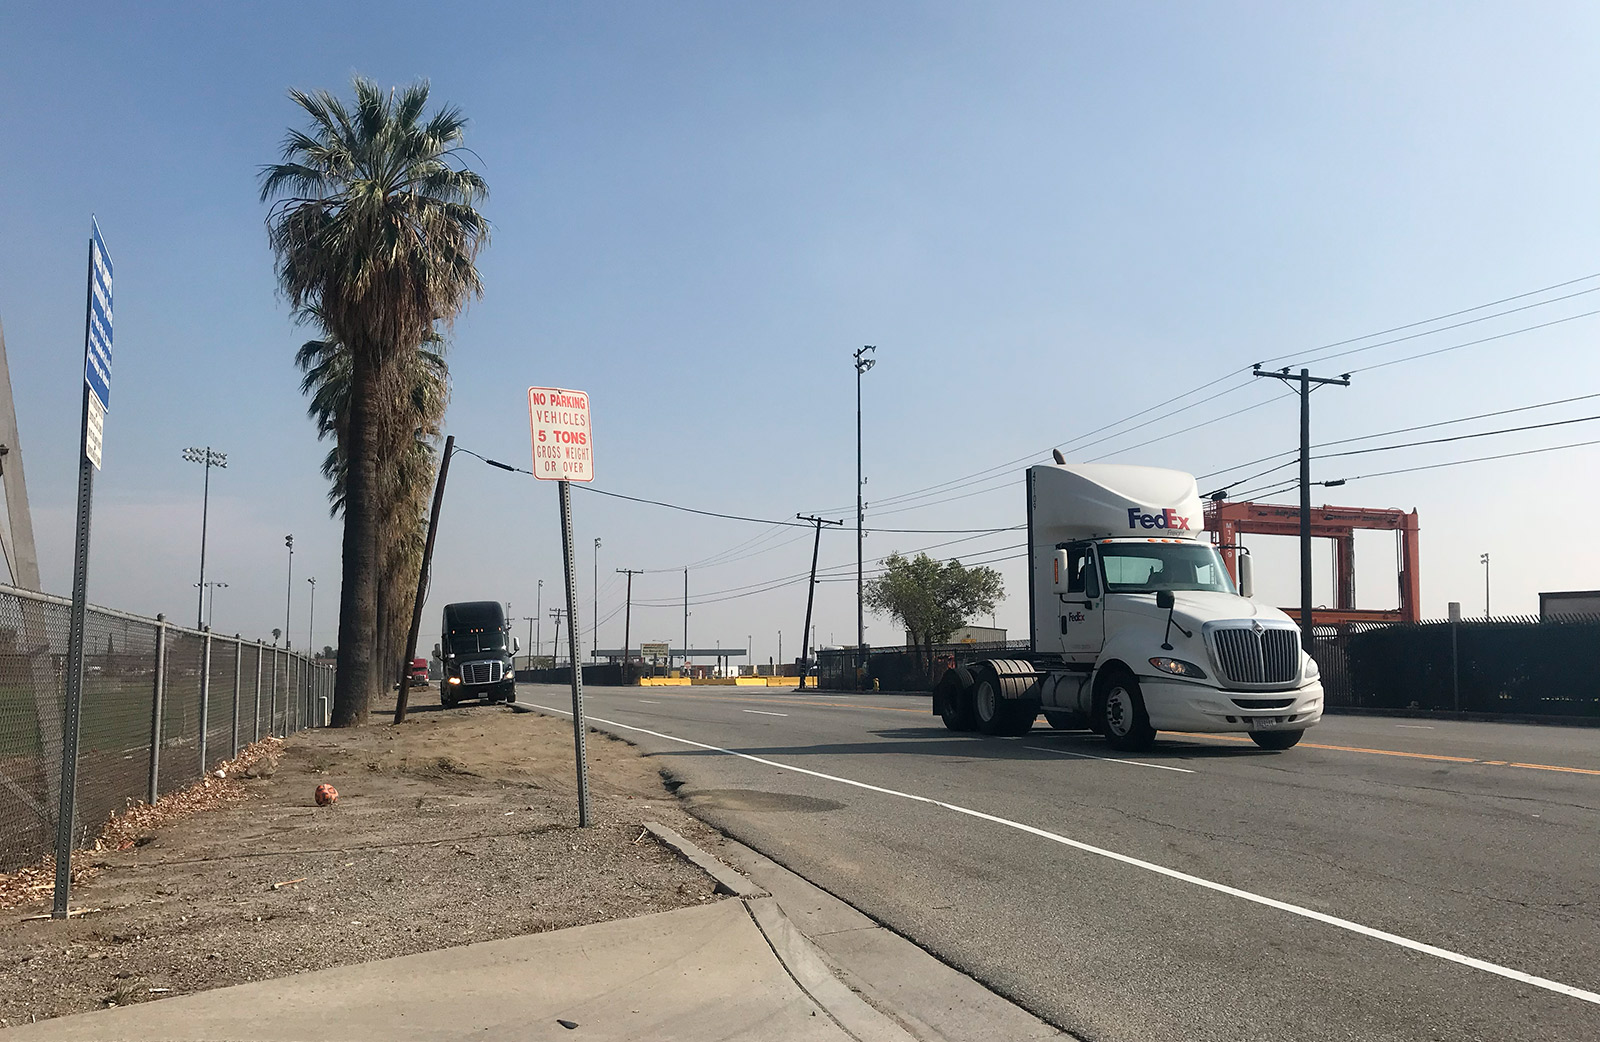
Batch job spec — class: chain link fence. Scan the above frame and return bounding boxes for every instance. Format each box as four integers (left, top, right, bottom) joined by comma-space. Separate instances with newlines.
0, 583, 335, 873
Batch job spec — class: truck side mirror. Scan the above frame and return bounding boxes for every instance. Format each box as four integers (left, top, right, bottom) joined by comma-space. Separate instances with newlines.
432, 644, 442, 659
1238, 554, 1254, 598
1156, 589, 1174, 610
1052, 549, 1069, 591
513, 636, 521, 654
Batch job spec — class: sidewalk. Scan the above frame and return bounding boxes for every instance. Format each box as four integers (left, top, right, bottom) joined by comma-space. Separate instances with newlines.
0, 898, 887, 1042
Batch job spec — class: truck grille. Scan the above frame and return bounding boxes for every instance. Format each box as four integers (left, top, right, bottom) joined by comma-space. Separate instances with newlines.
461, 661, 504, 686
1211, 626, 1299, 686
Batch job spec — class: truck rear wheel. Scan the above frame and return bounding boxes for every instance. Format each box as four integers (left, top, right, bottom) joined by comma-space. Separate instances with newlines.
1095, 669, 1156, 752
1249, 729, 1303, 750
934, 671, 975, 732
972, 668, 1035, 736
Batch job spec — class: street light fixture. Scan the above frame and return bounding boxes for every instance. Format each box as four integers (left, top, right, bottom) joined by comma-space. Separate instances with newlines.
182, 447, 227, 629
194, 581, 228, 631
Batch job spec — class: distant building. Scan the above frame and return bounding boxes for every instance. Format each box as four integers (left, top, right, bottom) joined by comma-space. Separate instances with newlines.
904, 625, 1007, 646
1538, 590, 1600, 620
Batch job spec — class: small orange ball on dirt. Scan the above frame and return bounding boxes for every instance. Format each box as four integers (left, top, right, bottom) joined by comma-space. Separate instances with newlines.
314, 784, 339, 806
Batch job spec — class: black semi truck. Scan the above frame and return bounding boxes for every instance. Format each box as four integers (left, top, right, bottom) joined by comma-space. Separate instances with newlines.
438, 600, 518, 707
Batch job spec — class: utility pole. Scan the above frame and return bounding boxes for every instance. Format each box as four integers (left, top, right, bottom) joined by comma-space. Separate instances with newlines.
683, 569, 688, 672
182, 446, 227, 629
536, 579, 543, 663
796, 513, 843, 690
854, 345, 875, 690
1481, 552, 1491, 618
395, 434, 453, 724
1252, 365, 1350, 648
550, 607, 566, 665
523, 617, 536, 668
593, 537, 601, 660
617, 568, 642, 676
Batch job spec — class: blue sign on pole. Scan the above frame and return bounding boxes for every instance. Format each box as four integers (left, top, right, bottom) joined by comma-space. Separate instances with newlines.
83, 220, 112, 468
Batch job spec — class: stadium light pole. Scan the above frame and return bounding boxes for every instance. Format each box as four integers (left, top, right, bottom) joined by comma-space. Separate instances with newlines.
182, 447, 227, 629
306, 576, 316, 655
283, 534, 294, 649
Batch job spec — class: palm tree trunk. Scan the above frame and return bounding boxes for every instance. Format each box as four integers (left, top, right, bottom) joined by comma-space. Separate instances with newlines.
332, 352, 382, 726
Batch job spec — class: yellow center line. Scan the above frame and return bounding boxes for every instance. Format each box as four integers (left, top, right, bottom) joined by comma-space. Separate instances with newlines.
1170, 731, 1596, 774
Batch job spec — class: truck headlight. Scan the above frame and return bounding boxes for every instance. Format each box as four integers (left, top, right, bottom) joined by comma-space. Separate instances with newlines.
447, 676, 461, 685
1303, 656, 1320, 680
1149, 657, 1207, 679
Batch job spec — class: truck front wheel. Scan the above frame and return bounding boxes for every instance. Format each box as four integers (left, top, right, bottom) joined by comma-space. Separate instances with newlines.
1249, 729, 1303, 750
1095, 670, 1156, 751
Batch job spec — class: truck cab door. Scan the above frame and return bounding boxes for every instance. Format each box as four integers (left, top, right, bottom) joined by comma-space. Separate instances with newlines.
1058, 546, 1106, 663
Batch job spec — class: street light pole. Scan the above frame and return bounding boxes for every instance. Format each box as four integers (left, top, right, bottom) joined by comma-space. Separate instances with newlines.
194, 581, 227, 631
523, 617, 535, 669
182, 447, 227, 629
536, 579, 543, 663
283, 534, 294, 649
306, 577, 316, 653
1481, 552, 1491, 618
854, 346, 875, 690
593, 537, 601, 660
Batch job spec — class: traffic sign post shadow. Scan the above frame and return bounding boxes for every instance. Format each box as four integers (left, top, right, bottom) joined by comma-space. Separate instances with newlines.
529, 387, 594, 827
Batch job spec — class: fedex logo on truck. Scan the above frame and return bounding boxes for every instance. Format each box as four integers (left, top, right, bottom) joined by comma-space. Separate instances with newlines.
1127, 507, 1191, 531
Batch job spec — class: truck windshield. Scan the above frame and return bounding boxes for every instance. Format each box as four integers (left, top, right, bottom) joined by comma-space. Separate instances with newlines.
1099, 542, 1235, 594
447, 630, 505, 654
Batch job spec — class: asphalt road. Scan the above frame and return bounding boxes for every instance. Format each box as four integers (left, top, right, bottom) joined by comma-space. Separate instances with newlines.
517, 684, 1600, 1042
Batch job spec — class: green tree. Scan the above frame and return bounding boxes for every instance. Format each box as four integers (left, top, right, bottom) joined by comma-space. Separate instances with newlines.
262, 77, 488, 725
864, 553, 1005, 680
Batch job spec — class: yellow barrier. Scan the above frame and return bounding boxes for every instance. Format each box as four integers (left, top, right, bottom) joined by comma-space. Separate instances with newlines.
634, 675, 802, 688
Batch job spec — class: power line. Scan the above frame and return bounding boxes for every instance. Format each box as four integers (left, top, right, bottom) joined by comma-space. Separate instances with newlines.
1328, 436, 1600, 485
1349, 307, 1600, 375
1198, 390, 1600, 482
1315, 412, 1600, 461
1270, 284, 1600, 371
1258, 271, 1600, 368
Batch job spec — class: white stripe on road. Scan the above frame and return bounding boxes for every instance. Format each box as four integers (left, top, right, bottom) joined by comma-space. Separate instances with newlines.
742, 709, 789, 717
1396, 724, 1435, 729
638, 699, 660, 704
1023, 745, 1195, 773
529, 701, 1600, 1007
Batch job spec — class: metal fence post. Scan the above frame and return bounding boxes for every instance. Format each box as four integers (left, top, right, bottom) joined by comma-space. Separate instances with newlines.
270, 647, 279, 737
1451, 621, 1461, 712
231, 637, 242, 759
253, 641, 263, 741
147, 615, 167, 805
197, 631, 212, 777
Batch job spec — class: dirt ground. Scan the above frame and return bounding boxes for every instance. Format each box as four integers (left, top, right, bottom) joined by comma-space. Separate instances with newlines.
0, 686, 725, 1027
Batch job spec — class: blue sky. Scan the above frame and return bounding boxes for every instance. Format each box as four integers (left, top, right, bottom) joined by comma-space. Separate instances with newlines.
2, 2, 1599, 658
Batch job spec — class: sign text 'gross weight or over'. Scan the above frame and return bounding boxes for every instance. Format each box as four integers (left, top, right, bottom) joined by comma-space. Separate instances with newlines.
528, 387, 593, 483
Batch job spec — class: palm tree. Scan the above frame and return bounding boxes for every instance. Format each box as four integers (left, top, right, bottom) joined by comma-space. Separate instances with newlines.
296, 316, 450, 690
262, 78, 488, 725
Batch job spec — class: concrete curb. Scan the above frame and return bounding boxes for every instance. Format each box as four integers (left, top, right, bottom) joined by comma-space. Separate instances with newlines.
644, 822, 916, 1041
643, 821, 767, 898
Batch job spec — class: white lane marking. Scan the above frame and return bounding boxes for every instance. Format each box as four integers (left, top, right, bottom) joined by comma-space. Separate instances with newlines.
527, 701, 1600, 1007
1023, 745, 1195, 774
1396, 724, 1435, 729
742, 709, 789, 717
638, 699, 660, 704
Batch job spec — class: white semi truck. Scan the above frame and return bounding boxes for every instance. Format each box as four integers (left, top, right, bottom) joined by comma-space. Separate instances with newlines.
933, 461, 1324, 750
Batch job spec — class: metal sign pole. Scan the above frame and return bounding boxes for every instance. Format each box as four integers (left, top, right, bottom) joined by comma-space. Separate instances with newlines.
559, 479, 592, 826
52, 222, 112, 920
